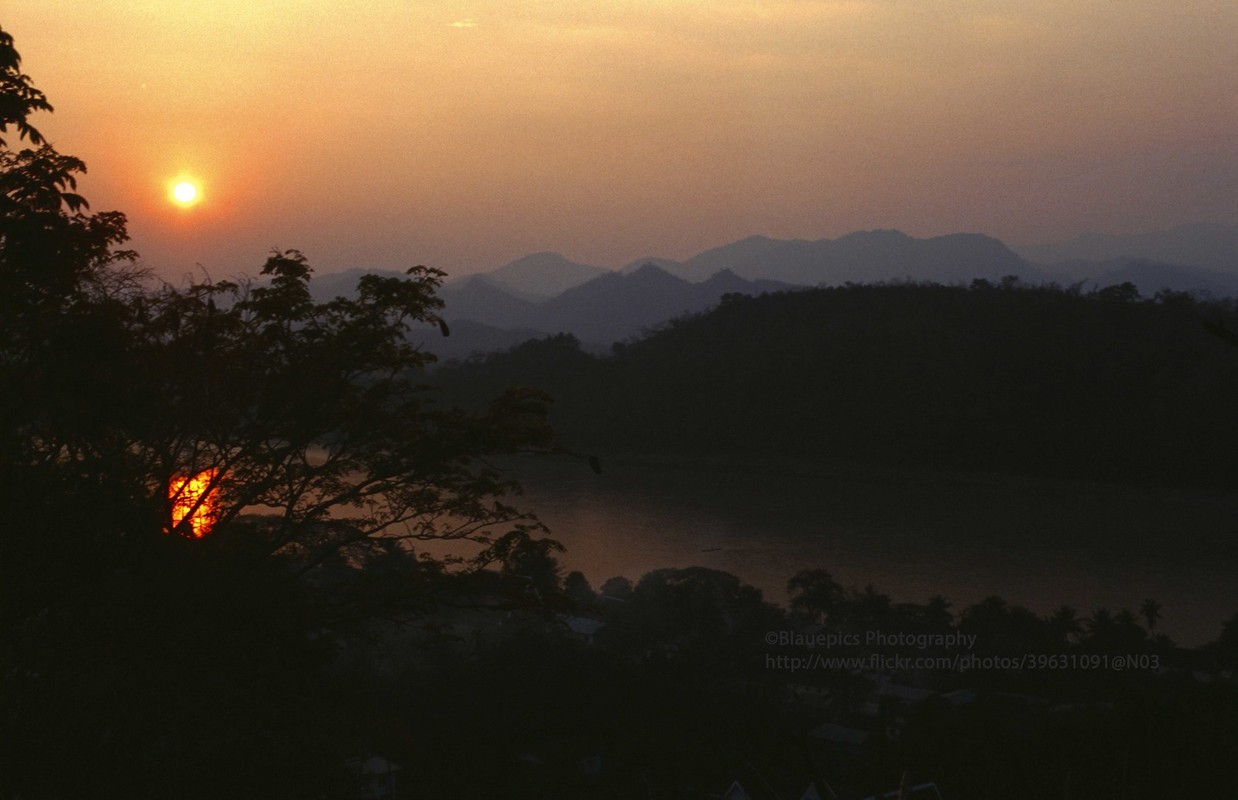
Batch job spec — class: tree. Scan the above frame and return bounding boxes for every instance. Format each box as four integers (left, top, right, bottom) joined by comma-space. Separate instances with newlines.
1047, 604, 1084, 645
0, 26, 52, 146
563, 570, 598, 608
787, 567, 844, 625
493, 527, 566, 598
848, 583, 895, 630
0, 25, 559, 798
600, 567, 778, 670
599, 575, 634, 601
1140, 598, 1162, 632
921, 594, 954, 631
1208, 612, 1238, 671
1076, 607, 1149, 655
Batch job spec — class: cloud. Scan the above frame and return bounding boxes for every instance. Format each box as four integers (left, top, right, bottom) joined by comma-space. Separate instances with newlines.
449, 18, 478, 28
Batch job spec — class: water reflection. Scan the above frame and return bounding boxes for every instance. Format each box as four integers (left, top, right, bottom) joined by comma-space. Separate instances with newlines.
500, 454, 1238, 647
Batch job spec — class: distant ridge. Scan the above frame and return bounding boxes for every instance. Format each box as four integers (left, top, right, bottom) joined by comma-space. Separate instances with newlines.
438, 275, 540, 328
619, 229, 1041, 285
477, 252, 608, 298
1014, 224, 1238, 273
309, 225, 1238, 359
469, 229, 1045, 293
431, 279, 1238, 488
530, 264, 795, 344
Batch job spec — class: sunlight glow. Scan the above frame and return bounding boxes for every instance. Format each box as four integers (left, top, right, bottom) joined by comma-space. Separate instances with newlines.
169, 469, 220, 538
170, 180, 200, 207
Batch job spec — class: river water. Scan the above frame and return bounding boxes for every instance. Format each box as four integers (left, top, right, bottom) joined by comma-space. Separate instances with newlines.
489, 454, 1238, 647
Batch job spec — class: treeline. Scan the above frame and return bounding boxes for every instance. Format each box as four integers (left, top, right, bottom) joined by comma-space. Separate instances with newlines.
363, 563, 1238, 798
432, 280, 1238, 485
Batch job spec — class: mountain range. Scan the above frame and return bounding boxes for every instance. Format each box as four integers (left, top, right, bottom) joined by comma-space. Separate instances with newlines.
1012, 223, 1237, 272
626, 230, 1041, 285
438, 266, 794, 352
311, 225, 1238, 360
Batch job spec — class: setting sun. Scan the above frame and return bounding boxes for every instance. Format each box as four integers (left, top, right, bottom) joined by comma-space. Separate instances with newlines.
170, 180, 200, 207
168, 468, 220, 538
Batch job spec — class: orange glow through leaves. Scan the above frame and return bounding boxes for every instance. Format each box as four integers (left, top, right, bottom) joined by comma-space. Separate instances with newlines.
169, 469, 220, 538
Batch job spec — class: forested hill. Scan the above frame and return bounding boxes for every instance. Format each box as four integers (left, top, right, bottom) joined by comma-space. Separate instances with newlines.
432, 281, 1238, 486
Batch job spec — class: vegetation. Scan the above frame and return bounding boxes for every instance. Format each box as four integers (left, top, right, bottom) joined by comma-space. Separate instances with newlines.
0, 25, 559, 798
435, 280, 1238, 486
326, 556, 1238, 798
5, 22, 1238, 799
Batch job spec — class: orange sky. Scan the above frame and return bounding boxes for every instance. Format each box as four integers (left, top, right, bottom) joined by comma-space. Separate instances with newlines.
6, 2, 1236, 278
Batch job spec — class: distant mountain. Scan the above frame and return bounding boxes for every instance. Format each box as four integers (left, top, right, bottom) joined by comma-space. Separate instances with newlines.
618, 256, 684, 274
438, 276, 541, 329
313, 228, 1238, 363
1045, 258, 1238, 298
531, 264, 796, 344
304, 261, 795, 349
1014, 224, 1238, 273
479, 252, 610, 298
638, 230, 1043, 285
438, 264, 795, 345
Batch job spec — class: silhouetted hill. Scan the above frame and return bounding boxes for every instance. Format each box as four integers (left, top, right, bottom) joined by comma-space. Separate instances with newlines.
618, 256, 681, 274
315, 262, 797, 350
434, 281, 1238, 486
476, 252, 609, 298
310, 230, 1238, 368
438, 275, 541, 329
533, 264, 796, 344
1016, 224, 1238, 273
411, 318, 564, 362
646, 229, 1043, 285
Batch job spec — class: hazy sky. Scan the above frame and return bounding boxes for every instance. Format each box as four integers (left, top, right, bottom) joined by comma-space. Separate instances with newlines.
6, 1, 1236, 278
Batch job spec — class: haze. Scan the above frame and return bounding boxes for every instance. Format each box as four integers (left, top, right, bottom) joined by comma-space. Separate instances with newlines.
7, 1, 1236, 278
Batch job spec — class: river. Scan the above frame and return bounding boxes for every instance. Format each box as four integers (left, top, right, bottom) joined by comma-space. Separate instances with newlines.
488, 453, 1238, 647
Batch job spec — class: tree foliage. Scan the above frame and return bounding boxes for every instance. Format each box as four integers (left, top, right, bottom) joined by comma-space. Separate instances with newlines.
437, 279, 1238, 485
0, 24, 556, 798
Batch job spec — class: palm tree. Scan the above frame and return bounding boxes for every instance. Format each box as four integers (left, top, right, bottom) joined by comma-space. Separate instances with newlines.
922, 594, 954, 631
1115, 608, 1149, 649
1139, 599, 1162, 632
1047, 605, 1083, 645
1084, 607, 1116, 648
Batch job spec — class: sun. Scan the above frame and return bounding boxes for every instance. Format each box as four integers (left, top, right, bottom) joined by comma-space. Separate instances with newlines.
168, 469, 221, 538
169, 179, 201, 207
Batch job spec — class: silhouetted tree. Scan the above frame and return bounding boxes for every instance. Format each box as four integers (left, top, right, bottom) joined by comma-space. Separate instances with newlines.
1081, 608, 1124, 653
921, 594, 955, 631
1047, 605, 1084, 645
1140, 599, 1162, 632
563, 570, 597, 609
599, 575, 634, 601
960, 595, 1053, 654
787, 567, 845, 625
841, 583, 895, 631
0, 26, 558, 799
492, 529, 566, 599
1207, 612, 1238, 671
599, 567, 778, 671
436, 269, 1238, 485
1112, 608, 1150, 651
